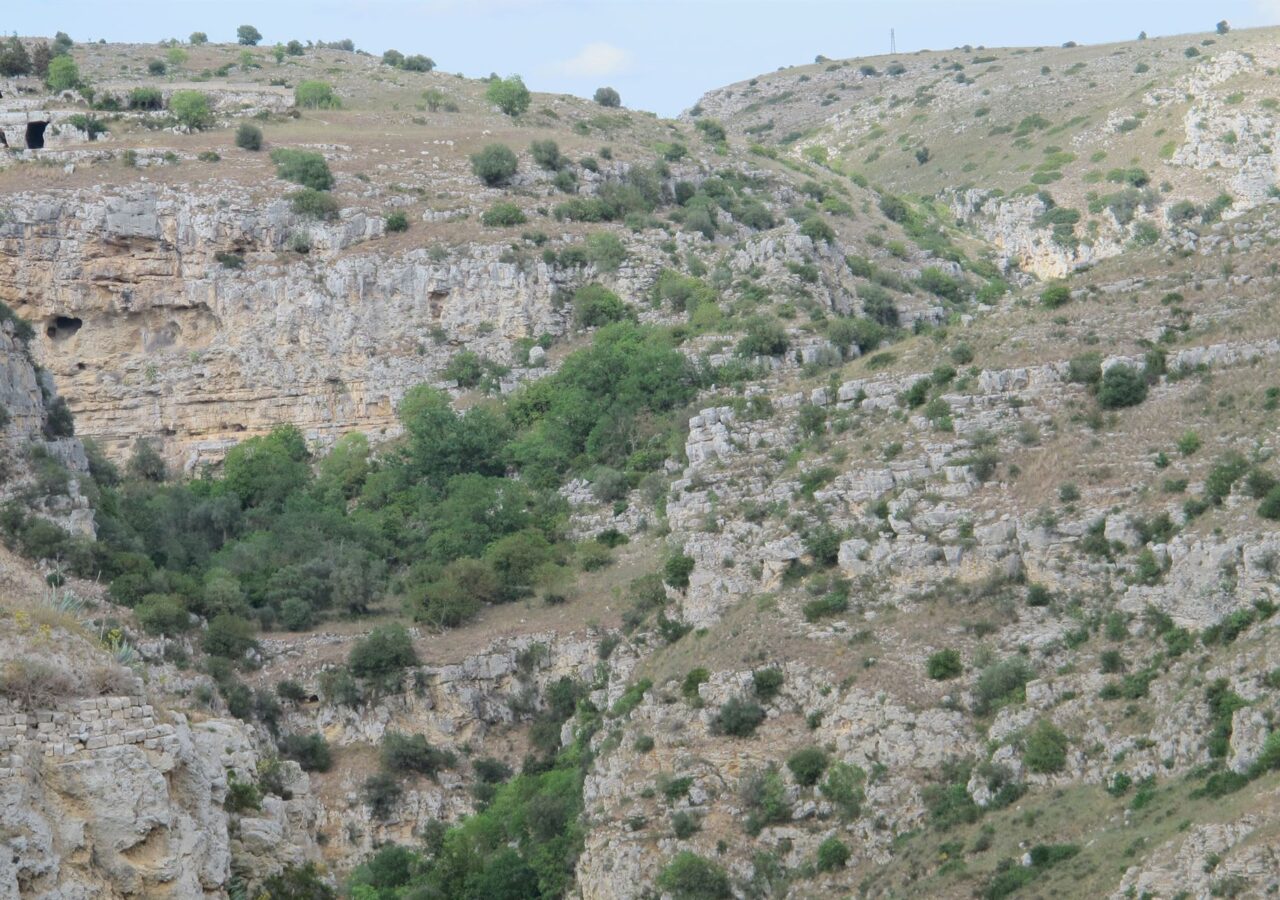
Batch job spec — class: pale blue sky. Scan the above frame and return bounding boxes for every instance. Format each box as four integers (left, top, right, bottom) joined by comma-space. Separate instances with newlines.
11, 1, 1280, 115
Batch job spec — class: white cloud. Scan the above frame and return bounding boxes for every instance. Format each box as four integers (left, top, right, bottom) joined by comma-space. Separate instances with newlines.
552, 42, 633, 78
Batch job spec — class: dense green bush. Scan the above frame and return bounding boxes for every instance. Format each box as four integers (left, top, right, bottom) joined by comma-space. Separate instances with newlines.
470, 143, 519, 186
594, 86, 621, 107
927, 648, 963, 680
973, 657, 1032, 714
234, 123, 263, 151
295, 81, 340, 109
135, 594, 192, 635
572, 283, 629, 328
127, 87, 164, 110
737, 317, 789, 357
280, 732, 333, 771
786, 746, 829, 786
821, 762, 866, 819
663, 552, 695, 589
381, 731, 454, 778
46, 55, 80, 92
237, 25, 262, 45
1040, 282, 1071, 308
1023, 720, 1069, 773
271, 149, 334, 190
289, 188, 340, 220
816, 836, 851, 871
486, 75, 531, 116
170, 91, 213, 129
1098, 364, 1148, 409
362, 772, 402, 819
385, 210, 409, 232
203, 614, 257, 658
714, 697, 765, 736
752, 667, 784, 702
530, 139, 563, 170
349, 624, 417, 684
481, 201, 526, 227
657, 852, 731, 899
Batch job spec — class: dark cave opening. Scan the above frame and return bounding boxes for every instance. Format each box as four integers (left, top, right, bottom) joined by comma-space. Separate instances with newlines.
25, 121, 47, 150
46, 316, 83, 341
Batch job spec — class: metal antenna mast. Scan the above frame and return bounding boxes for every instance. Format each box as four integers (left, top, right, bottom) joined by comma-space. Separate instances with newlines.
890, 29, 896, 54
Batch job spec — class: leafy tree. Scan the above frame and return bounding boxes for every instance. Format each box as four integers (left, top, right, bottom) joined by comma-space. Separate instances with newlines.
295, 80, 340, 109
203, 613, 257, 658
135, 593, 191, 635
0, 37, 33, 77
381, 731, 453, 778
170, 91, 213, 129
470, 143, 518, 185
737, 317, 789, 357
529, 139, 562, 170
663, 552, 695, 589
46, 55, 80, 92
593, 86, 621, 107
237, 25, 263, 46
1217, 20, 1231, 34
381, 49, 404, 67
402, 54, 435, 72
260, 864, 335, 899
190, 32, 209, 45
486, 75, 531, 116
221, 425, 311, 510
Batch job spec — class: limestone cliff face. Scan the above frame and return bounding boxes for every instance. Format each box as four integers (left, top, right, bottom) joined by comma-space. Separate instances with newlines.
0, 692, 317, 899
0, 184, 567, 469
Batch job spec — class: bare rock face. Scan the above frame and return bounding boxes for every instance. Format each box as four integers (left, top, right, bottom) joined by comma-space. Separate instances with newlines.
0, 185, 567, 469
0, 695, 316, 899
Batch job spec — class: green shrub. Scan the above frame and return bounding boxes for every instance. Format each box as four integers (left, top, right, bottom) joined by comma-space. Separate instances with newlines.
289, 188, 340, 220
280, 732, 333, 771
799, 216, 836, 243
237, 25, 262, 45
1040, 282, 1071, 308
585, 232, 627, 272
135, 594, 191, 635
1023, 720, 1069, 773
530, 139, 562, 170
737, 317, 789, 357
486, 75, 531, 116
234, 123, 263, 151
714, 697, 765, 737
127, 87, 164, 110
821, 762, 866, 819
470, 143, 518, 186
1027, 583, 1052, 607
224, 775, 261, 812
1098, 364, 1147, 409
260, 864, 335, 900
927, 648, 963, 680
349, 624, 417, 684
973, 657, 1032, 715
816, 836, 850, 872
271, 148, 334, 190
381, 731, 453, 778
752, 667, 784, 702
385, 211, 409, 232
657, 852, 731, 899
170, 91, 213, 129
481, 201, 527, 227
787, 746, 829, 786
295, 80, 340, 109
594, 86, 621, 107
670, 810, 700, 838
573, 283, 629, 327
681, 667, 709, 700
663, 552, 695, 589
1260, 485, 1280, 520
362, 772, 402, 819
203, 613, 257, 659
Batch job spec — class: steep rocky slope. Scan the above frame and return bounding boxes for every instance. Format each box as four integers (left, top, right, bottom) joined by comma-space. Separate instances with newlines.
3, 24, 1280, 900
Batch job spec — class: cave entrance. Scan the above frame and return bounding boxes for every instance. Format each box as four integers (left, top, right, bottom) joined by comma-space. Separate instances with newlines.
46, 316, 82, 341
25, 121, 47, 150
